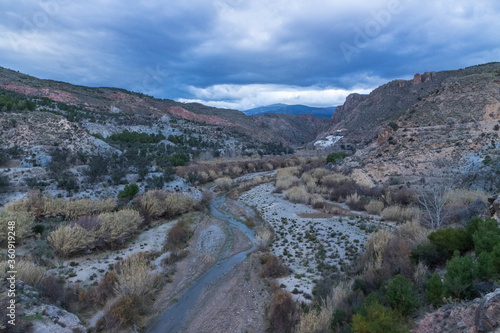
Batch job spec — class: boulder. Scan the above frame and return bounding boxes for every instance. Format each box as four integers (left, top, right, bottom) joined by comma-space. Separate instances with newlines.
475, 288, 500, 332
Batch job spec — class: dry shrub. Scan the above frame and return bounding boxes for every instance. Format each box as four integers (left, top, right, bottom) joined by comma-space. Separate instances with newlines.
65, 198, 117, 220
328, 180, 358, 202
393, 187, 417, 206
38, 275, 65, 304
413, 261, 429, 288
48, 224, 95, 257
164, 193, 195, 218
332, 279, 353, 309
361, 230, 394, 285
114, 252, 159, 297
260, 253, 289, 278
277, 167, 301, 178
311, 168, 328, 181
364, 200, 385, 215
275, 175, 300, 193
321, 173, 350, 188
6, 193, 117, 220
311, 195, 325, 209
0, 210, 34, 245
102, 295, 144, 329
381, 235, 414, 280
135, 190, 167, 221
79, 271, 118, 308
270, 287, 299, 333
295, 305, 331, 333
381, 204, 421, 223
16, 259, 46, 286
215, 176, 233, 191
164, 218, 191, 250
396, 220, 430, 246
447, 188, 489, 206
97, 209, 143, 245
284, 186, 310, 204
71, 215, 101, 231
162, 249, 190, 266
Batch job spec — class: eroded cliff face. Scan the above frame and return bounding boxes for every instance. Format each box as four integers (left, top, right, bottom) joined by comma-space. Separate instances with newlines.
316, 63, 500, 190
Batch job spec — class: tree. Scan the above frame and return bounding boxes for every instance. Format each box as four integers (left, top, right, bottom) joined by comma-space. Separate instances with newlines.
386, 274, 418, 315
118, 184, 139, 200
417, 184, 451, 229
444, 252, 477, 299
425, 273, 445, 307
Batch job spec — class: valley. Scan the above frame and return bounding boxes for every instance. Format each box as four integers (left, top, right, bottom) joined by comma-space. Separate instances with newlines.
0, 63, 499, 333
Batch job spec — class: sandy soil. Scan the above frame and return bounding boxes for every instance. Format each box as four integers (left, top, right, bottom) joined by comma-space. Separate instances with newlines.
49, 219, 177, 288
182, 254, 270, 333
239, 182, 389, 302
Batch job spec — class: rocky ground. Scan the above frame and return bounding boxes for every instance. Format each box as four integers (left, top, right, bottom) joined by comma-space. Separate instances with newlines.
238, 182, 390, 303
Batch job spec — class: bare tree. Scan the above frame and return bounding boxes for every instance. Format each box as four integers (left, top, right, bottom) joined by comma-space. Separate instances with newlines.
417, 184, 451, 229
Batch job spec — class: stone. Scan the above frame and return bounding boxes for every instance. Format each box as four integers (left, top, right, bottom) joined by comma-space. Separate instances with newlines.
475, 288, 500, 332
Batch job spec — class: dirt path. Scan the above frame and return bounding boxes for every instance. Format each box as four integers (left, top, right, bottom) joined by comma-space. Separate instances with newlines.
146, 194, 256, 333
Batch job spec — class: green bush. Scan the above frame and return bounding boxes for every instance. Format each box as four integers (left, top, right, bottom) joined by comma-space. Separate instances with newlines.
444, 252, 477, 299
472, 218, 500, 255
428, 227, 471, 258
385, 274, 418, 315
352, 302, 406, 333
118, 184, 139, 200
411, 242, 442, 267
477, 243, 500, 279
425, 273, 444, 307
326, 152, 348, 164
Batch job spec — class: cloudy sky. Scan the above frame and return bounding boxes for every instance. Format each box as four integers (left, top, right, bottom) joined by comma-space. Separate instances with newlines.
1, 0, 499, 110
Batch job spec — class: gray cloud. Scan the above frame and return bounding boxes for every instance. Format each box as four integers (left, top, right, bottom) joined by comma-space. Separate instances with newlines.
0, 0, 499, 110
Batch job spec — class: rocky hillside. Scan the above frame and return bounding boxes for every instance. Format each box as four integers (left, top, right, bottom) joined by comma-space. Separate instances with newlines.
317, 63, 500, 191
0, 67, 327, 147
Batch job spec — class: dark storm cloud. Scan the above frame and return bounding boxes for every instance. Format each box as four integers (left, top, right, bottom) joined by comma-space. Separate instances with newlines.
0, 0, 499, 109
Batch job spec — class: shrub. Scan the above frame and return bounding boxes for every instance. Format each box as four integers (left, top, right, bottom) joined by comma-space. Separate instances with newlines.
96, 210, 143, 246
114, 252, 159, 297
275, 175, 299, 193
425, 272, 444, 307
294, 306, 331, 333
411, 242, 442, 268
428, 227, 471, 258
310, 195, 325, 209
164, 218, 191, 250
39, 275, 65, 303
386, 274, 418, 315
444, 252, 477, 299
215, 176, 232, 191
346, 193, 369, 211
477, 243, 500, 279
164, 193, 195, 218
135, 190, 167, 221
16, 260, 46, 286
269, 288, 298, 333
326, 152, 348, 164
0, 211, 34, 245
118, 183, 139, 200
105, 295, 144, 328
161, 249, 190, 266
365, 200, 384, 215
351, 302, 406, 333
283, 186, 310, 204
381, 205, 421, 223
260, 253, 289, 278
48, 224, 95, 257
472, 218, 500, 255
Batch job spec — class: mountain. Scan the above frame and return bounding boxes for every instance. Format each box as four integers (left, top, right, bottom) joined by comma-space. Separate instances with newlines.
0, 67, 328, 148
244, 103, 335, 118
315, 62, 500, 191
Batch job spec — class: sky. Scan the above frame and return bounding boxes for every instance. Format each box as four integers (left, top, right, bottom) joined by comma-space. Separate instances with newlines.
0, 0, 499, 111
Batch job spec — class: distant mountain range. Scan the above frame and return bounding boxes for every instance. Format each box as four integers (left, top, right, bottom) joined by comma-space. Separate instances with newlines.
244, 103, 335, 118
